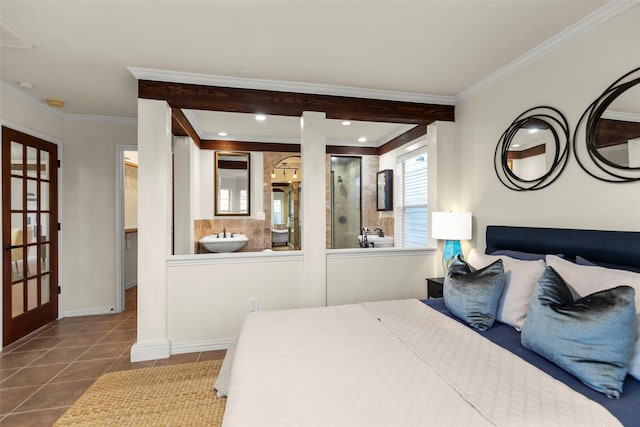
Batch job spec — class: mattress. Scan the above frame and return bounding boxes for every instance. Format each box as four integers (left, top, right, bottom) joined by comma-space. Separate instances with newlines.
222, 299, 622, 427
424, 298, 640, 427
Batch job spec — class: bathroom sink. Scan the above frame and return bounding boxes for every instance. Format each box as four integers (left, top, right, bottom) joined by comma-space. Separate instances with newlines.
357, 235, 394, 248
199, 234, 248, 253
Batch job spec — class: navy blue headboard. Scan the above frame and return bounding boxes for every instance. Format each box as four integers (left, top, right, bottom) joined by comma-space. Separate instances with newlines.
485, 226, 640, 273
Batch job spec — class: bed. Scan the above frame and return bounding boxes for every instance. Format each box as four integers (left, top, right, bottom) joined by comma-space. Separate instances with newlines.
218, 226, 640, 427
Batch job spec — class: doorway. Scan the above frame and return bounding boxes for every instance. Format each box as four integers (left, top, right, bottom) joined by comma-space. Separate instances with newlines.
115, 145, 137, 313
2, 127, 59, 347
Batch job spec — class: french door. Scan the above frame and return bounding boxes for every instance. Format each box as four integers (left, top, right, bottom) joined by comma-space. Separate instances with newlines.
2, 127, 58, 347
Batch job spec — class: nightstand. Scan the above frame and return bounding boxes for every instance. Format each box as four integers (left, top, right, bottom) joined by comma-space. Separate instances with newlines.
426, 277, 444, 299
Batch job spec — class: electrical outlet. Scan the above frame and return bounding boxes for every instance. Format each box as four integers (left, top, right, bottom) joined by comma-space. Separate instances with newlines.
249, 298, 259, 312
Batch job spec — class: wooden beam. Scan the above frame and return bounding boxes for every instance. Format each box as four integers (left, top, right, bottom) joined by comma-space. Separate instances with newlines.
201, 140, 300, 152
507, 143, 545, 160
171, 108, 201, 147
378, 125, 427, 155
326, 145, 378, 156
139, 80, 454, 125
595, 118, 640, 148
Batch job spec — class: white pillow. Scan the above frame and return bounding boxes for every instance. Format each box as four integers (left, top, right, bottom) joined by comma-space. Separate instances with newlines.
546, 255, 640, 380
467, 249, 545, 330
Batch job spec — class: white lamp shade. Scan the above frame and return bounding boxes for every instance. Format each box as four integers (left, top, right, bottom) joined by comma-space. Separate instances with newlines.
431, 211, 472, 240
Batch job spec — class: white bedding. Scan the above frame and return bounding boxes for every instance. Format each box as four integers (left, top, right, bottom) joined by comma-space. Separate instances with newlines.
221, 299, 620, 427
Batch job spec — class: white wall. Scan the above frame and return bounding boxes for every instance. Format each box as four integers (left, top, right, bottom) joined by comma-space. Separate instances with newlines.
327, 249, 434, 305
0, 87, 137, 321
165, 249, 434, 350
173, 136, 195, 255
198, 150, 215, 218
60, 120, 137, 314
167, 253, 303, 351
457, 6, 640, 251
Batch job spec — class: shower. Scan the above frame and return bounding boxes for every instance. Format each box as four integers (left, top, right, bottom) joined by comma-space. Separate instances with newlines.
330, 157, 361, 249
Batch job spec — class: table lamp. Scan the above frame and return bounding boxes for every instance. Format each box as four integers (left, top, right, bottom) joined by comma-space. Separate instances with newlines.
431, 211, 472, 274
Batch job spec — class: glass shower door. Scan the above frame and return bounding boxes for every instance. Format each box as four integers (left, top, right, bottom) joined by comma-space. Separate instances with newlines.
330, 156, 361, 249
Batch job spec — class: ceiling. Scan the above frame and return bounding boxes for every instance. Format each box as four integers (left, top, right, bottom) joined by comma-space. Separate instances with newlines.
1, 0, 625, 147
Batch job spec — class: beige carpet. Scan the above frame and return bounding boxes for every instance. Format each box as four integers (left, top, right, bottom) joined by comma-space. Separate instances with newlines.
55, 359, 226, 426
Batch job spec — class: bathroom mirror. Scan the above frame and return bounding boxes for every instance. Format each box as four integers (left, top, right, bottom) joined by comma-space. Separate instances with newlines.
376, 169, 393, 211
574, 67, 640, 182
215, 151, 250, 216
494, 106, 569, 191
270, 156, 301, 250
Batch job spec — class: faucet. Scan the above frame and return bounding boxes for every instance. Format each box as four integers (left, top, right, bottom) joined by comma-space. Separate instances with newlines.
360, 228, 368, 248
223, 227, 227, 238
373, 227, 384, 237
360, 227, 376, 248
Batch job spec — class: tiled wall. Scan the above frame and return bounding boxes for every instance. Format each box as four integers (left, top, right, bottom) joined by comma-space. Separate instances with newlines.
194, 218, 267, 253
196, 152, 395, 253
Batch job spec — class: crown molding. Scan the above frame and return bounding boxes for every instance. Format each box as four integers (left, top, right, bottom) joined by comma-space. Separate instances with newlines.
128, 67, 456, 106
64, 112, 137, 125
456, 0, 640, 101
0, 17, 37, 49
1, 80, 136, 125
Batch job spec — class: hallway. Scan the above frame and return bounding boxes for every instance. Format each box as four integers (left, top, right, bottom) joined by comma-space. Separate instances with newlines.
0, 286, 225, 425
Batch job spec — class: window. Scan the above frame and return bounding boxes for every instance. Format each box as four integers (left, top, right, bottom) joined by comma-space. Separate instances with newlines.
219, 189, 230, 212
240, 190, 247, 212
273, 199, 282, 224
395, 149, 428, 247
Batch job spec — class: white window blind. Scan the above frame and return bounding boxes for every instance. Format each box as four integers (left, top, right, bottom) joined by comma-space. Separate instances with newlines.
395, 150, 428, 247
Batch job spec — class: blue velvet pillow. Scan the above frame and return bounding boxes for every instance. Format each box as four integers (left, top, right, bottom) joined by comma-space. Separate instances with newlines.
521, 266, 636, 398
444, 256, 505, 331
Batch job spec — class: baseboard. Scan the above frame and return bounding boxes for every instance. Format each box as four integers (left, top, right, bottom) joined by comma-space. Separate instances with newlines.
63, 307, 115, 317
170, 338, 233, 355
130, 339, 171, 362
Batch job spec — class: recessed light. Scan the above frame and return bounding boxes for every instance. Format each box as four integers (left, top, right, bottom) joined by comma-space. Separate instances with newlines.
17, 81, 34, 89
46, 99, 65, 108
512, 143, 521, 148
218, 132, 228, 137
341, 121, 351, 126
528, 128, 539, 134
255, 114, 266, 121
358, 137, 367, 143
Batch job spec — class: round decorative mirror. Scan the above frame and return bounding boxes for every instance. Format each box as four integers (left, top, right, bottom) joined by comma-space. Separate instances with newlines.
574, 67, 640, 182
494, 106, 570, 191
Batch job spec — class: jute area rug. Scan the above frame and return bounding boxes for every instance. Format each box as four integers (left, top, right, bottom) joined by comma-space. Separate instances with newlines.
55, 359, 226, 426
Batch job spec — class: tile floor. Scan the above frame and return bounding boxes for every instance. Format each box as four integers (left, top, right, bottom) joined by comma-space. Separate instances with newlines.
0, 286, 226, 426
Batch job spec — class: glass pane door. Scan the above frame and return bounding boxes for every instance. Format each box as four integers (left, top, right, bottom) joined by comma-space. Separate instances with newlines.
3, 127, 58, 347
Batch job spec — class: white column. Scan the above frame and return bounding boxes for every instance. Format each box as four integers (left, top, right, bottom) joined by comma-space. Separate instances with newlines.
173, 136, 194, 255
301, 111, 327, 307
131, 99, 172, 362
